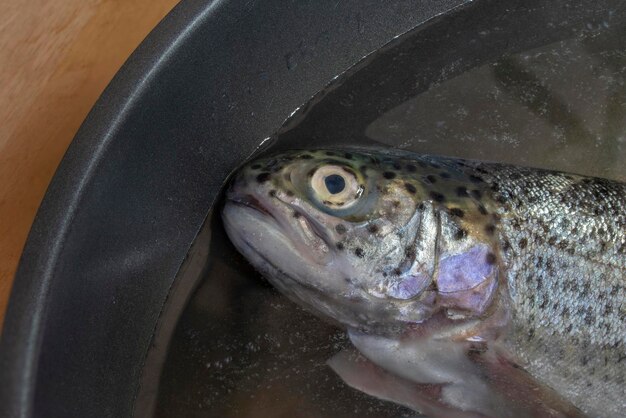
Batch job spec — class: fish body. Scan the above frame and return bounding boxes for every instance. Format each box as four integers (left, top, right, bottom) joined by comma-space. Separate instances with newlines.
222, 148, 625, 417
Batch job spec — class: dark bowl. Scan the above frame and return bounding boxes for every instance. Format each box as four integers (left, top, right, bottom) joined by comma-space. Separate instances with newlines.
1, 0, 623, 417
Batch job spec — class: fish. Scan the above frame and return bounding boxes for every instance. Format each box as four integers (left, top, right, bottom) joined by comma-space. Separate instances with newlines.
221, 148, 626, 418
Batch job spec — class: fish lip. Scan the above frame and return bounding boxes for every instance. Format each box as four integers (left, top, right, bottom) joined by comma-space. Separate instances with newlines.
227, 194, 277, 222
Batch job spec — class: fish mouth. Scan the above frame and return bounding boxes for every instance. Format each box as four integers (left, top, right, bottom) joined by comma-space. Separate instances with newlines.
227, 194, 278, 221
226, 193, 334, 264
226, 193, 334, 258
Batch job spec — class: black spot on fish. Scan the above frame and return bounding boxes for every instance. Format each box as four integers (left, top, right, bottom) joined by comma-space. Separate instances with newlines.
404, 183, 417, 194
393, 268, 402, 276
393, 162, 402, 170
286, 190, 294, 197
470, 189, 482, 199
425, 175, 437, 184
495, 195, 507, 205
548, 236, 557, 245
581, 282, 591, 297
293, 211, 301, 218
430, 191, 445, 203
485, 253, 497, 265
256, 172, 271, 183
485, 224, 496, 235
519, 238, 528, 249
449, 208, 464, 218
454, 229, 467, 240
383, 171, 396, 180
335, 224, 347, 234
392, 200, 401, 208
367, 224, 379, 234
355, 248, 365, 258
336, 242, 345, 250
491, 183, 500, 192
477, 204, 488, 215
456, 186, 468, 197
417, 203, 425, 211
406, 164, 417, 173
268, 190, 276, 197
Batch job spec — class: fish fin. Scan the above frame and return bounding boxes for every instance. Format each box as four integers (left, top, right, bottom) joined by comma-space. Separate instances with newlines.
327, 347, 487, 418
467, 347, 589, 418
345, 330, 588, 418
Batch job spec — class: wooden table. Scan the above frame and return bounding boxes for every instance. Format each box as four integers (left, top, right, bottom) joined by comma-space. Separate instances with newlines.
0, 0, 180, 329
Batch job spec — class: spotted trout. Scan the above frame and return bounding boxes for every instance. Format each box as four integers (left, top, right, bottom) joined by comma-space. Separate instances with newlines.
222, 148, 625, 418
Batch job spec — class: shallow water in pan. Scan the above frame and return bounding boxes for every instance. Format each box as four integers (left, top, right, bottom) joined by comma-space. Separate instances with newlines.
147, 2, 625, 417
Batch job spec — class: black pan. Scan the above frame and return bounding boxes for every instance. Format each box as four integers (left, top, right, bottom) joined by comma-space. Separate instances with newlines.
1, 0, 623, 417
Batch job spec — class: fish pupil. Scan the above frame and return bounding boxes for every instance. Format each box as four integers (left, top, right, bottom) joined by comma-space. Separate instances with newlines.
325, 174, 345, 194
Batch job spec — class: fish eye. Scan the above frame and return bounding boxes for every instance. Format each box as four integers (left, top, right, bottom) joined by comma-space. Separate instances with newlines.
311, 165, 362, 209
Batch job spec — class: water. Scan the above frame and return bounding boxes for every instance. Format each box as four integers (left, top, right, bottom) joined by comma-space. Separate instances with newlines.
141, 1, 626, 416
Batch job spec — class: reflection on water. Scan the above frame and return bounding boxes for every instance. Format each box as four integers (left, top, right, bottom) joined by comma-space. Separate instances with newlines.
367, 37, 626, 181
151, 1, 625, 417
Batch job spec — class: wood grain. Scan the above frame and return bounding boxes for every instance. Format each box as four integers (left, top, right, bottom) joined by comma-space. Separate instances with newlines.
0, 0, 180, 330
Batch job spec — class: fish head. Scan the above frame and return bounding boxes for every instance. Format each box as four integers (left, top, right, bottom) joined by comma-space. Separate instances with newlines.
223, 149, 503, 333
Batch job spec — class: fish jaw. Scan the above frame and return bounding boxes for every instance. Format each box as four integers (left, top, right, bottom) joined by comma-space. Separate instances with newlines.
222, 197, 345, 302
